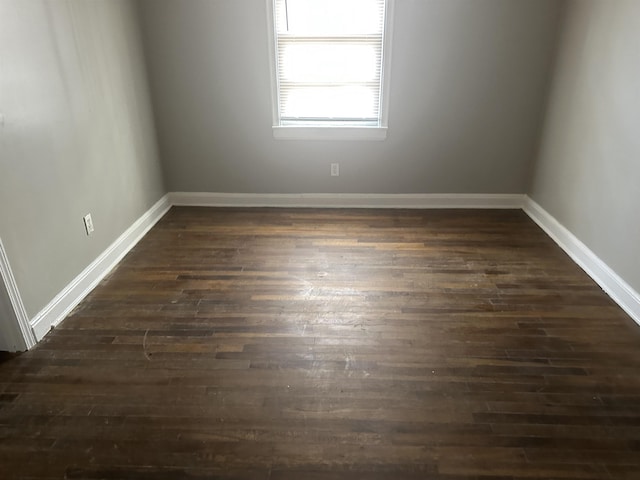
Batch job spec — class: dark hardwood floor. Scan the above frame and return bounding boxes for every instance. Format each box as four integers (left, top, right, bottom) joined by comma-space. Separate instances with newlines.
1, 207, 639, 479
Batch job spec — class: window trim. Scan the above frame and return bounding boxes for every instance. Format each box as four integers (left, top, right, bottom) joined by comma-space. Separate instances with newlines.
266, 0, 394, 141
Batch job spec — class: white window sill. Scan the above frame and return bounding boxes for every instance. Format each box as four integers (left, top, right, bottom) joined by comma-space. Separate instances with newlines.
272, 126, 387, 141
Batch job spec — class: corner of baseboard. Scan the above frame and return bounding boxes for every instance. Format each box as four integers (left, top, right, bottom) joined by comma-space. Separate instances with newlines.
30, 194, 171, 342
0, 238, 37, 350
523, 195, 640, 327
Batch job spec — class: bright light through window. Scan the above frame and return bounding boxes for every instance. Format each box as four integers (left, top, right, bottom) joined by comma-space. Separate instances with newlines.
285, 87, 375, 119
282, 44, 377, 84
271, 0, 390, 129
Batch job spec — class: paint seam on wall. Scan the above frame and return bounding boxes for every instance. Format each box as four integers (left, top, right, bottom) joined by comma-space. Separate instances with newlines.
169, 192, 526, 209
523, 196, 640, 327
0, 238, 37, 349
30, 194, 172, 341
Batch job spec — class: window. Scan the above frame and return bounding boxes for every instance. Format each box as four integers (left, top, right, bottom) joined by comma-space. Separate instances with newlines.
268, 0, 393, 140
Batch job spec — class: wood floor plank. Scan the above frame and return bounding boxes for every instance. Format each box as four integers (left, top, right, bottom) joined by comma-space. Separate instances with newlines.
1, 207, 639, 479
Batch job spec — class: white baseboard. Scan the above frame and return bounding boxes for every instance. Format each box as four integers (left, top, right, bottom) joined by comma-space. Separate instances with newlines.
523, 196, 640, 327
0, 238, 37, 350
19, 191, 638, 347
169, 192, 526, 209
30, 195, 171, 341
24, 192, 521, 344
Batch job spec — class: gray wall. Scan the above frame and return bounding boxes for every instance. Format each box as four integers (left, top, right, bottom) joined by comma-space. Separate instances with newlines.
138, 0, 563, 194
529, 0, 640, 294
0, 0, 165, 318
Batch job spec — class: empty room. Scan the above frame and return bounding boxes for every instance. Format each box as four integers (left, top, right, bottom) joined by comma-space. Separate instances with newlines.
1, 0, 639, 478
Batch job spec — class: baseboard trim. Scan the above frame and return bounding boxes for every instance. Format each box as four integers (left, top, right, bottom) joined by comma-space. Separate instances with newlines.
21, 191, 639, 346
523, 196, 640, 327
30, 195, 171, 341
169, 192, 526, 209
0, 238, 37, 350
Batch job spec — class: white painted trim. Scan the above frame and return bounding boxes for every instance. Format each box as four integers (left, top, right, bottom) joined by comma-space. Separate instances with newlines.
265, 0, 279, 127
30, 195, 171, 341
16, 191, 639, 349
0, 238, 37, 350
523, 196, 640, 327
380, 0, 395, 130
267, 0, 395, 138
169, 192, 525, 209
272, 126, 387, 141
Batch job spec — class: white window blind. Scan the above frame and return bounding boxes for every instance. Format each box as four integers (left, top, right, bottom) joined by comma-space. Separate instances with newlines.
273, 0, 388, 127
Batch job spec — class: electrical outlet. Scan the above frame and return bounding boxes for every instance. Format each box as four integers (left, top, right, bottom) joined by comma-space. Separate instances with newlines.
331, 163, 339, 177
83, 214, 94, 236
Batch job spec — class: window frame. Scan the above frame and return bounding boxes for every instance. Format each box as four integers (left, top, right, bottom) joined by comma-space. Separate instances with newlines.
266, 0, 394, 141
